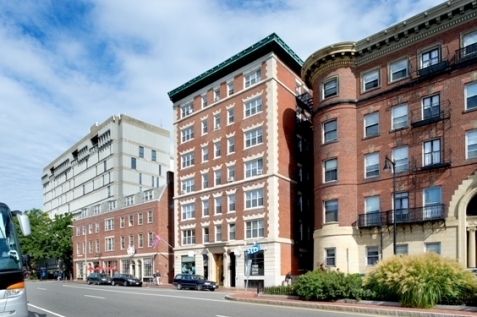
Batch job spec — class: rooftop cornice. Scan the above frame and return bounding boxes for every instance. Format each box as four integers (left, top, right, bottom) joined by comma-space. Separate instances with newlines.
301, 42, 357, 86
168, 33, 303, 103
302, 0, 477, 87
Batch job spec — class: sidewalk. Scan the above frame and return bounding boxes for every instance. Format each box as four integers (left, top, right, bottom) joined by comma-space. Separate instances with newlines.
225, 292, 477, 317
138, 282, 477, 316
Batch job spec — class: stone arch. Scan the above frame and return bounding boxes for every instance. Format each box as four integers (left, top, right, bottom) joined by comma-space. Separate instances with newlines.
466, 195, 477, 216
448, 171, 477, 267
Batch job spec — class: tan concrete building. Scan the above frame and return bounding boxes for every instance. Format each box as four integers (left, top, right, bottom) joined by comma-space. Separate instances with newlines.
42, 114, 170, 218
168, 34, 314, 288
302, 0, 477, 274
42, 114, 174, 281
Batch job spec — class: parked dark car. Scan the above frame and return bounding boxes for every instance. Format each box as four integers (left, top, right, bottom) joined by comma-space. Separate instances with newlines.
173, 274, 218, 291
86, 273, 112, 285
111, 273, 143, 287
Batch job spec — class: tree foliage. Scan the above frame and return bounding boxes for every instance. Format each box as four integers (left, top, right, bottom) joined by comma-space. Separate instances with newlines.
15, 209, 73, 276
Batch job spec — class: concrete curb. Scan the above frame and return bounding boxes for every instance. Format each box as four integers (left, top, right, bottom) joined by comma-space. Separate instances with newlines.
224, 294, 477, 317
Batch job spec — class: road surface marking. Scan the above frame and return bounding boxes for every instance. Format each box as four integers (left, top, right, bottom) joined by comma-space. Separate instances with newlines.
37, 287, 47, 290
85, 295, 105, 299
63, 284, 228, 303
28, 303, 66, 317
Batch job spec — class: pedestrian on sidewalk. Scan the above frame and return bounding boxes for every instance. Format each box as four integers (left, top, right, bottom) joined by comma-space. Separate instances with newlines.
155, 271, 161, 285
285, 272, 292, 286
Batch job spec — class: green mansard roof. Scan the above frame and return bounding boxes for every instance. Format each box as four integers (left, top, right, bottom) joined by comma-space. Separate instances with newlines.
168, 33, 303, 103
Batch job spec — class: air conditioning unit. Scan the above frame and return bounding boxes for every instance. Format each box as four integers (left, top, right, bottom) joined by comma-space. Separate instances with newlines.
181, 190, 186, 194
228, 177, 234, 182
257, 169, 263, 175
215, 124, 220, 130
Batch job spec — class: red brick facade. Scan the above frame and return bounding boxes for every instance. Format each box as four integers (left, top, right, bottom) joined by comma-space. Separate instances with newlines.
169, 35, 311, 287
71, 172, 174, 282
303, 0, 477, 272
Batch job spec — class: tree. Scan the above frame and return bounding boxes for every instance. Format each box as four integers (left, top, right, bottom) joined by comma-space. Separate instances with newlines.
15, 209, 73, 277
49, 213, 74, 278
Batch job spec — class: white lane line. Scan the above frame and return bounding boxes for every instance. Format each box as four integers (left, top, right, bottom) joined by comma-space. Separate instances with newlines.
28, 303, 67, 317
37, 287, 47, 290
216, 315, 230, 317
63, 284, 228, 303
85, 295, 105, 299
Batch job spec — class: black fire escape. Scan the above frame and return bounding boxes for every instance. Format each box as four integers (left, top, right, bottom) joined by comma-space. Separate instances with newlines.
294, 92, 314, 271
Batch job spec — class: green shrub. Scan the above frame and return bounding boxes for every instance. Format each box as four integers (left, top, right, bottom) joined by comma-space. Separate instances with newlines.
292, 270, 364, 301
262, 285, 295, 296
363, 253, 477, 308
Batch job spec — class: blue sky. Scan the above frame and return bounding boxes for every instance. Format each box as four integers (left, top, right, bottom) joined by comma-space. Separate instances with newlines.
0, 0, 445, 212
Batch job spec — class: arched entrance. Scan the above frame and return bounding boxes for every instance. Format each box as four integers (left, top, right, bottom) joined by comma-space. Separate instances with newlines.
466, 195, 477, 267
448, 171, 477, 268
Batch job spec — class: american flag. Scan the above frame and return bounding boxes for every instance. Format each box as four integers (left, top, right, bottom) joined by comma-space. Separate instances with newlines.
152, 234, 160, 248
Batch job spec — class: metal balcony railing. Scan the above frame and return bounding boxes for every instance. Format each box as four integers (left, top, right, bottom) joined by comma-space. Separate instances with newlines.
357, 204, 445, 228
417, 60, 449, 77
455, 43, 477, 64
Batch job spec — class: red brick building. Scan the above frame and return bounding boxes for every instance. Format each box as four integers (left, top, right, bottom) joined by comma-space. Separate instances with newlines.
71, 172, 174, 282
168, 34, 314, 288
302, 0, 477, 273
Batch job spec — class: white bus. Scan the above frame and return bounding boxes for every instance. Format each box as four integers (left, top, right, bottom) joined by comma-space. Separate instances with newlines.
0, 202, 31, 317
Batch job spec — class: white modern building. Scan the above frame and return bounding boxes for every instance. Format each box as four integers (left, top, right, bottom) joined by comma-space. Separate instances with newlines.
42, 114, 171, 219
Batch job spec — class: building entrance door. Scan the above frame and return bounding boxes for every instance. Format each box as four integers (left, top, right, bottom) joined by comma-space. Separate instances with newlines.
214, 254, 223, 286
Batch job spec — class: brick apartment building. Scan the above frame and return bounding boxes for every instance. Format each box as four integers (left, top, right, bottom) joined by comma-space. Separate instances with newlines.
168, 34, 314, 288
302, 0, 477, 273
70, 173, 174, 282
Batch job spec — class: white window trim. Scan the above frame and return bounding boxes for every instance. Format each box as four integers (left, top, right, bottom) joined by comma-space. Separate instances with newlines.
361, 68, 380, 93
391, 104, 408, 130
465, 81, 477, 111
322, 77, 338, 100
466, 129, 477, 159
388, 57, 409, 83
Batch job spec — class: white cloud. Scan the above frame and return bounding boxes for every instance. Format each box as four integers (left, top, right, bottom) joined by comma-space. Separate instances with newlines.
0, 0, 446, 211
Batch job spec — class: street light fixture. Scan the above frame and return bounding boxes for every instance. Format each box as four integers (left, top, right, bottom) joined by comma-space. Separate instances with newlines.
383, 155, 397, 255
68, 224, 87, 279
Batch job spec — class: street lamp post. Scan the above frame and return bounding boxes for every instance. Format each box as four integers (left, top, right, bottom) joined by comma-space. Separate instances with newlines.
383, 155, 397, 255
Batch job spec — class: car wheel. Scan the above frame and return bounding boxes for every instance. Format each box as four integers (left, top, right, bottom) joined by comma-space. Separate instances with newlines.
96, 281, 100, 285
176, 283, 182, 290
210, 289, 215, 292
112, 281, 116, 286
196, 284, 202, 291
87, 280, 91, 285
123, 281, 128, 287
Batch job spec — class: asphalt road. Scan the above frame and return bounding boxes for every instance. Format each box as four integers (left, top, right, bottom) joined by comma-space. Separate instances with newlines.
25, 281, 378, 317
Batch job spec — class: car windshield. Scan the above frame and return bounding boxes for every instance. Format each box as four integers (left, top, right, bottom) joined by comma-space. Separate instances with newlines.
123, 274, 134, 279
98, 274, 108, 278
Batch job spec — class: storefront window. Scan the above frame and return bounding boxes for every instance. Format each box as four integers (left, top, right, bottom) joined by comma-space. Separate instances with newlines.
244, 250, 264, 276
181, 255, 196, 274
122, 259, 130, 273
144, 257, 153, 276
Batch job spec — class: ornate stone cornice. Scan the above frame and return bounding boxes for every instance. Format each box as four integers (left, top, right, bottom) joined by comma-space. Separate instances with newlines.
302, 42, 356, 86
302, 0, 477, 86
357, 9, 477, 65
